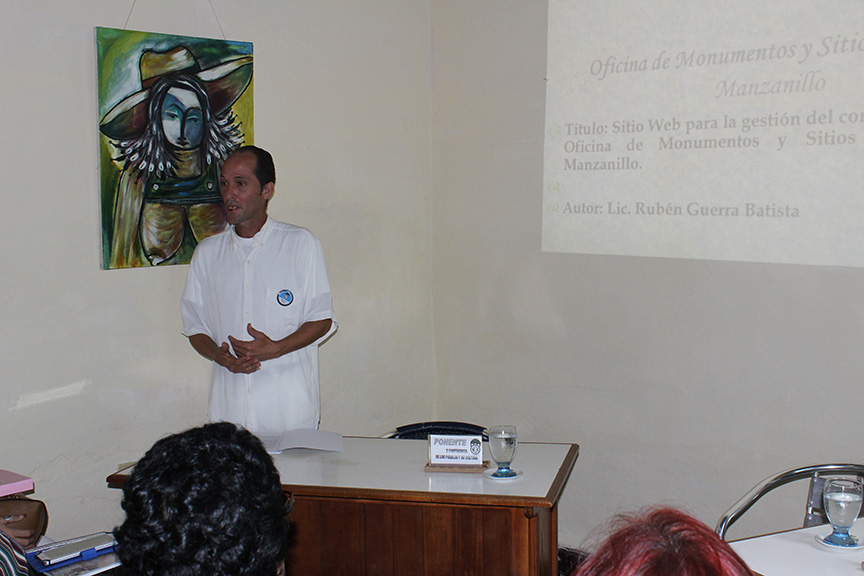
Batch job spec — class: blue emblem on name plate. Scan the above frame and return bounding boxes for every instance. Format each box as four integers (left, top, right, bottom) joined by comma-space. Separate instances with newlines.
277, 289, 294, 306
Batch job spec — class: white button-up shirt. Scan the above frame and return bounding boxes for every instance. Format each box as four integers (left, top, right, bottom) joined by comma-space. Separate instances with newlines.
181, 217, 336, 434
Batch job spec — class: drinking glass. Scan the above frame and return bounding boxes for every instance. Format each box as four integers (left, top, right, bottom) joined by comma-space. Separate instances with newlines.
822, 478, 863, 547
486, 425, 519, 478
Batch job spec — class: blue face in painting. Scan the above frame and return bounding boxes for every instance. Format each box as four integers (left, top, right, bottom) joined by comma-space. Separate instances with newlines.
161, 87, 204, 150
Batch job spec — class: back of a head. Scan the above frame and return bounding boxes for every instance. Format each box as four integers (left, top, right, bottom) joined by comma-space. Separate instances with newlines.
576, 507, 754, 576
115, 422, 287, 576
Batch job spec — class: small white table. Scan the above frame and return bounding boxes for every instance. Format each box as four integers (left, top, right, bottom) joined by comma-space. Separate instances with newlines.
268, 437, 579, 576
270, 436, 576, 504
730, 524, 864, 576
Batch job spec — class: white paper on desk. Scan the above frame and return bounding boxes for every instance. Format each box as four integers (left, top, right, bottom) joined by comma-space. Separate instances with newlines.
259, 429, 344, 454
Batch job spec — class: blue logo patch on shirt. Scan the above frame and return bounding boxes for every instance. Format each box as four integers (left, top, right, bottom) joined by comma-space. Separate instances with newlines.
277, 289, 294, 306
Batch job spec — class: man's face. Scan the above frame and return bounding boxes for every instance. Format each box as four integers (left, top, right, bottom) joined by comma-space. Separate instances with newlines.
219, 152, 273, 235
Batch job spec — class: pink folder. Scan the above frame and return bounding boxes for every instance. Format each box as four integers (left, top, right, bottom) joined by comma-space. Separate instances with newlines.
0, 470, 34, 497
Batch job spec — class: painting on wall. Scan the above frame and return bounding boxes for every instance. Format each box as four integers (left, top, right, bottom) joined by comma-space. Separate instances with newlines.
96, 27, 254, 269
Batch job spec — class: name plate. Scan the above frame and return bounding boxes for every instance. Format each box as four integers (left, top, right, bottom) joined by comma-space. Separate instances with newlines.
428, 434, 483, 466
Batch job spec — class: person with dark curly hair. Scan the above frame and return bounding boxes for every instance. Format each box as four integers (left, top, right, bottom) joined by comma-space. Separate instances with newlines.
114, 422, 289, 576
576, 507, 754, 576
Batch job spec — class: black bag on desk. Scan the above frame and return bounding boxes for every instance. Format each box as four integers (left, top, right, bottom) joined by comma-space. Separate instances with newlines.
0, 496, 48, 543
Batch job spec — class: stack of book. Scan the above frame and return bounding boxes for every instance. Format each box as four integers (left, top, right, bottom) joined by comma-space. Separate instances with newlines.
26, 533, 119, 576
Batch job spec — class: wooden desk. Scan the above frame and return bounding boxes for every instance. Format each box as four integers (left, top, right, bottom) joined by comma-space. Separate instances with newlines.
108, 437, 578, 576
729, 524, 864, 576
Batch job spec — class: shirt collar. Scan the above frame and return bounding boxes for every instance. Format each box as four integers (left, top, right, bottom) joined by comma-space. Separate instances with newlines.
229, 216, 273, 250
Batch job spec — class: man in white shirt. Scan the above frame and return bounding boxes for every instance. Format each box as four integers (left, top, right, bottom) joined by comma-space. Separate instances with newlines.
181, 146, 336, 434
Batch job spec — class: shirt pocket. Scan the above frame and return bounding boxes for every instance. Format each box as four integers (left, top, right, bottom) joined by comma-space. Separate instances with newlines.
265, 283, 304, 337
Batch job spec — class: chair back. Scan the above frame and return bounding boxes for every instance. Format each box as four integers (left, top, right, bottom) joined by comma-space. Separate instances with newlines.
385, 421, 487, 440
716, 463, 864, 539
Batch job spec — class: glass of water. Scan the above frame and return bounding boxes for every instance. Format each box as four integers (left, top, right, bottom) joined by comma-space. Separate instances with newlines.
823, 478, 863, 547
486, 425, 519, 478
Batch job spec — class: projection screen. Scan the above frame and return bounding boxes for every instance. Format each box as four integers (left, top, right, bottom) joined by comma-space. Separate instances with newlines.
542, 0, 864, 266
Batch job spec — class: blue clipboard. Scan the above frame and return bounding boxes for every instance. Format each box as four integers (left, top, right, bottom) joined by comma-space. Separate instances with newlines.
26, 532, 117, 574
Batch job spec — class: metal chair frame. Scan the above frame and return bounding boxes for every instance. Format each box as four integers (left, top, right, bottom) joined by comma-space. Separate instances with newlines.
715, 463, 864, 540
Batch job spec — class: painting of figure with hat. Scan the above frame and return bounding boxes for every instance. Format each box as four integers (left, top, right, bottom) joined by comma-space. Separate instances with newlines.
97, 27, 253, 269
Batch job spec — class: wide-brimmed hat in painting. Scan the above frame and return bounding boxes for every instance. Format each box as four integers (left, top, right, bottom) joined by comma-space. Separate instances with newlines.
100, 46, 252, 140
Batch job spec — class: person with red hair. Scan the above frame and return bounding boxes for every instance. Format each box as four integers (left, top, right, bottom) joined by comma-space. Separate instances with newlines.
576, 507, 754, 576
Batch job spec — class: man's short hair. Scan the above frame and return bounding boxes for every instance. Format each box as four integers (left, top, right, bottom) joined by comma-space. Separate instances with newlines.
115, 423, 288, 576
231, 145, 276, 187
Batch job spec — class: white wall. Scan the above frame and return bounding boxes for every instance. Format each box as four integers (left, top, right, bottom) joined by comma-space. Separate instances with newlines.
1, 0, 435, 539
2, 0, 863, 553
429, 0, 864, 547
